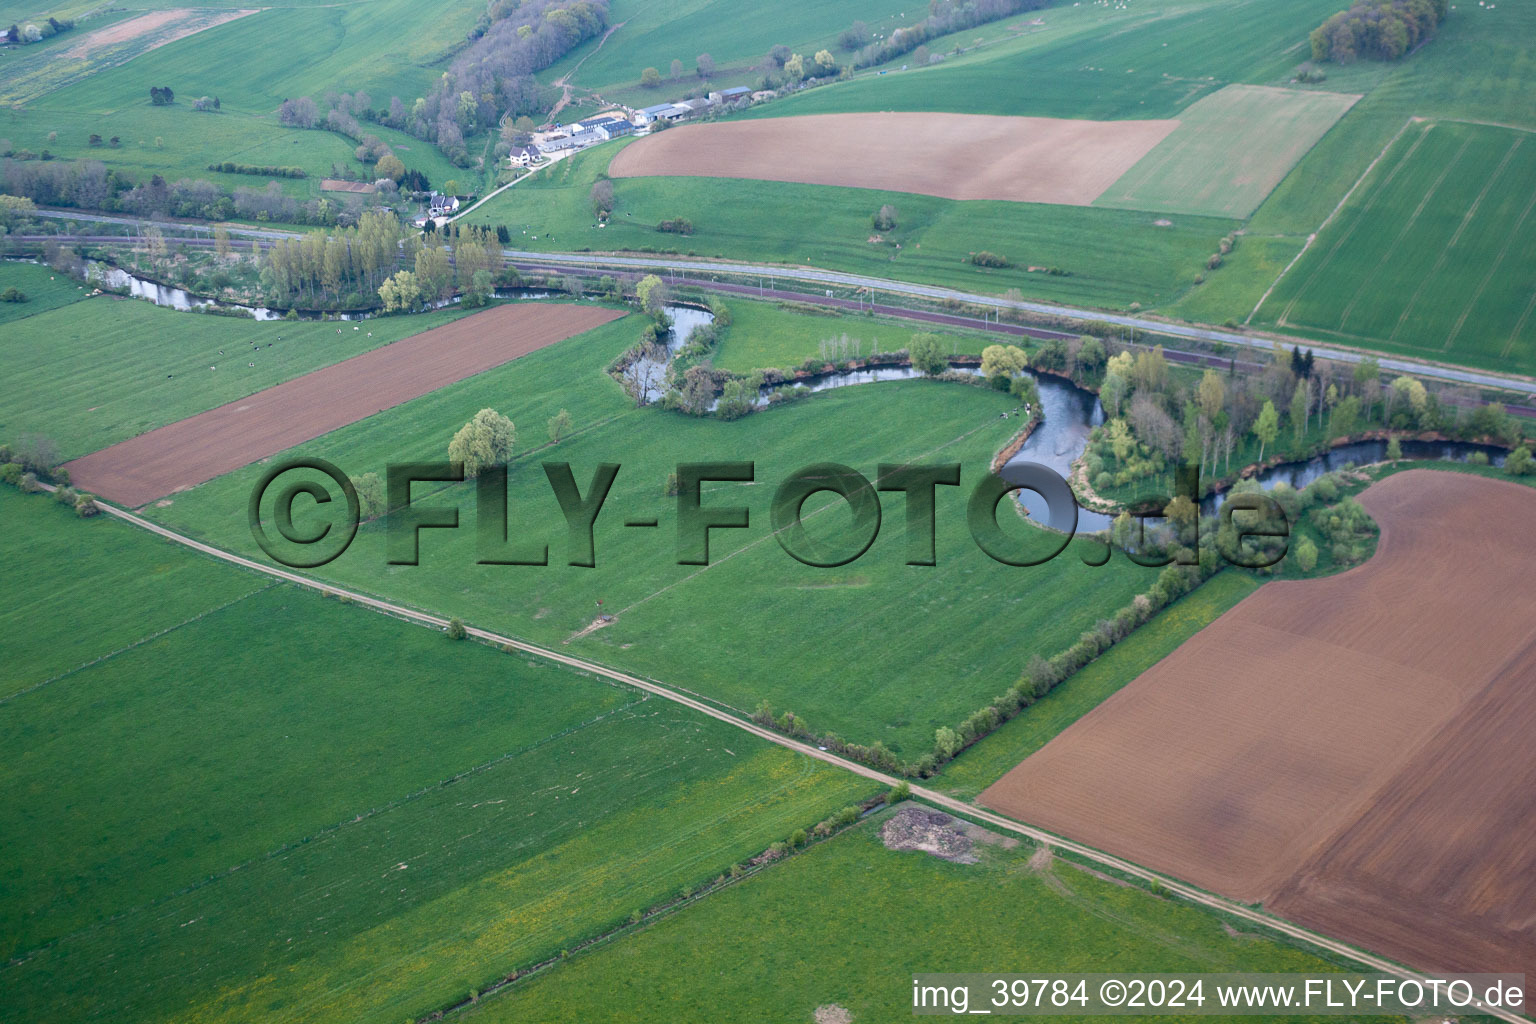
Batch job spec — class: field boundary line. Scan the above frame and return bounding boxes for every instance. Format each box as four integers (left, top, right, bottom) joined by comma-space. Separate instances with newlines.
1, 697, 654, 971
63, 497, 1532, 1023
1247, 116, 1419, 326
1392, 137, 1523, 343
265, 754, 833, 1024
1436, 116, 1536, 135
0, 582, 276, 706
1335, 136, 1468, 331
1501, 284, 1536, 361
1448, 176, 1536, 354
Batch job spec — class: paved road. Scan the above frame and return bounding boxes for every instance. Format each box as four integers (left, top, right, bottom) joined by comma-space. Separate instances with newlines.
498, 249, 1536, 397
31, 208, 1536, 395
60, 492, 1523, 1022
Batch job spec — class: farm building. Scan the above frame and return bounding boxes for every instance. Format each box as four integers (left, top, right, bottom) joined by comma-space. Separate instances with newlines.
594, 120, 634, 140
708, 86, 751, 104
574, 112, 629, 131
636, 103, 677, 126
678, 98, 712, 117
536, 128, 604, 153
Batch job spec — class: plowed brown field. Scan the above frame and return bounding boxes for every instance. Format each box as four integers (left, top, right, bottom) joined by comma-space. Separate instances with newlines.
65, 303, 623, 507
607, 113, 1179, 205
982, 470, 1536, 976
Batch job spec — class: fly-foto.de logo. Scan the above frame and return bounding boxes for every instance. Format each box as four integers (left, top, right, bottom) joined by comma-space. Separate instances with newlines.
248, 458, 1291, 570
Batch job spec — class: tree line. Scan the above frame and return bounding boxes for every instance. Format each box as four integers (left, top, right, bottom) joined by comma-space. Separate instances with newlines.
377, 225, 507, 312
0, 156, 390, 225
258, 210, 413, 306
833, 0, 1046, 72
6, 16, 74, 43
1309, 0, 1447, 62
1082, 338, 1521, 510
208, 162, 306, 178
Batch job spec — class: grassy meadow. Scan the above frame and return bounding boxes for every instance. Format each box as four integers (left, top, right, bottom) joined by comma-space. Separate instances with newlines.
466, 807, 1394, 1024
541, 0, 916, 102
0, 485, 870, 1024
0, 485, 263, 694
476, 144, 1237, 309
136, 306, 1162, 755
2, 0, 475, 195
1095, 85, 1359, 219
1253, 120, 1536, 374
0, 290, 485, 459
1167, 0, 1536, 337
711, 298, 993, 373
0, 259, 91, 323
745, 0, 1352, 122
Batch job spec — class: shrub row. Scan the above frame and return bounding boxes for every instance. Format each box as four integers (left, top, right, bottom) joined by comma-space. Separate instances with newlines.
208, 162, 307, 178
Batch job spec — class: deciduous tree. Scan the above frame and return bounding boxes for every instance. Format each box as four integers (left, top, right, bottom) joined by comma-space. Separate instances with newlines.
980, 343, 1027, 380
547, 408, 573, 443
907, 333, 948, 375
1254, 399, 1279, 461
447, 408, 515, 477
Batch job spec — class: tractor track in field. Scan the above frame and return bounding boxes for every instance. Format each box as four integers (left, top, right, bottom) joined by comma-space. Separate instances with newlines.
53, 490, 1530, 1024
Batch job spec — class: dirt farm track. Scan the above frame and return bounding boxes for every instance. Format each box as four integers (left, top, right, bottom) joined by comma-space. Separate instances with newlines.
983, 471, 1536, 978
608, 113, 1179, 205
64, 303, 622, 508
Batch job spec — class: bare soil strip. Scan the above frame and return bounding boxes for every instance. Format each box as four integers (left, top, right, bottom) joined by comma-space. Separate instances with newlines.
64, 303, 622, 507
607, 113, 1178, 205
64, 8, 258, 59
981, 471, 1536, 978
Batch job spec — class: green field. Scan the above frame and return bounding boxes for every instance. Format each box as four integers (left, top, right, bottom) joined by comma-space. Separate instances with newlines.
2, 0, 475, 196
1167, 0, 1536, 332
745, 0, 1351, 123
13, 0, 1536, 1019
467, 808, 1391, 1023
0, 0, 276, 24
1255, 120, 1536, 374
0, 293, 483, 459
0, 486, 869, 1024
0, 8, 261, 106
0, 259, 92, 323
0, 486, 264, 694
712, 298, 991, 373
1097, 85, 1359, 218
476, 145, 1237, 310
134, 307, 1160, 755
541, 0, 914, 102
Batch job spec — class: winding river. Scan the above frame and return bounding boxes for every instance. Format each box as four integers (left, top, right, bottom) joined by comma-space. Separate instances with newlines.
75, 260, 1508, 529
